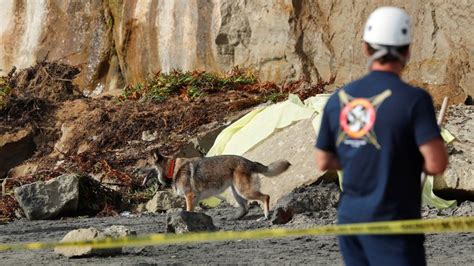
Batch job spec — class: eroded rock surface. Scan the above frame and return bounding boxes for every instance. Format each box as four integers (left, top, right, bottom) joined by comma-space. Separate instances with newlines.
0, 1, 472, 101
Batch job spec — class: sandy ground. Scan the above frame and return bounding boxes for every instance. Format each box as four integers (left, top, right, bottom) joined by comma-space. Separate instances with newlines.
0, 202, 473, 265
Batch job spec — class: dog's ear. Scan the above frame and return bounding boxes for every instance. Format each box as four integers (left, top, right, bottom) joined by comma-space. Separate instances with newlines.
151, 149, 164, 163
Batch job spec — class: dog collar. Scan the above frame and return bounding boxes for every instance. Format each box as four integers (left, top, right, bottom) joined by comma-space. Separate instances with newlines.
166, 159, 176, 179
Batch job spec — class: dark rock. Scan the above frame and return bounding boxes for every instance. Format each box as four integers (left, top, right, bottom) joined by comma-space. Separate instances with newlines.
166, 211, 217, 234
271, 182, 340, 225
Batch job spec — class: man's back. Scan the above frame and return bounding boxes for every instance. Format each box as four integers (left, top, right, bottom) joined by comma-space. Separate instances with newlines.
317, 71, 440, 222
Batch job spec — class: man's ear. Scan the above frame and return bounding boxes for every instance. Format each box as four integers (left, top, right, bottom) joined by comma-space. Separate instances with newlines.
405, 47, 411, 64
363, 42, 371, 56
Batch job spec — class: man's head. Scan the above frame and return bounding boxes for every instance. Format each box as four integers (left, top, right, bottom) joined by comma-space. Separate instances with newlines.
363, 7, 412, 69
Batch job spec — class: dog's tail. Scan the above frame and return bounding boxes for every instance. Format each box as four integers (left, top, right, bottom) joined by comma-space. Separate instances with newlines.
254, 160, 291, 177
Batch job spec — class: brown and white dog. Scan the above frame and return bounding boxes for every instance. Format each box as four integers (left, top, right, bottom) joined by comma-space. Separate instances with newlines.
141, 150, 291, 220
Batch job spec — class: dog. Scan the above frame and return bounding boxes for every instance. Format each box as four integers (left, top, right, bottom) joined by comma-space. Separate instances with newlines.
141, 150, 291, 220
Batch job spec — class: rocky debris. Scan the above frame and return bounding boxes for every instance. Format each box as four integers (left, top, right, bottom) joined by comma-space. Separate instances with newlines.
434, 106, 474, 200
0, 129, 36, 178
422, 201, 474, 218
0, 62, 82, 160
14, 174, 80, 220
166, 210, 217, 234
0, 62, 325, 222
145, 190, 185, 213
0, 62, 81, 129
271, 182, 340, 225
0, 195, 21, 223
54, 225, 135, 258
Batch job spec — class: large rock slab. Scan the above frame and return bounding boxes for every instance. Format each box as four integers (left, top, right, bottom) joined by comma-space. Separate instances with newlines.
145, 190, 186, 213
0, 129, 36, 178
225, 119, 325, 208
434, 106, 474, 200
14, 174, 80, 220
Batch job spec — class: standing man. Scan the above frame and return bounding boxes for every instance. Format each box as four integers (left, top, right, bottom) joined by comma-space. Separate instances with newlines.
315, 6, 448, 266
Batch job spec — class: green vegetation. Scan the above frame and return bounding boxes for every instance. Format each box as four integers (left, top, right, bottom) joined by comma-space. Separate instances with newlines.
265, 91, 286, 103
119, 68, 258, 102
0, 77, 11, 110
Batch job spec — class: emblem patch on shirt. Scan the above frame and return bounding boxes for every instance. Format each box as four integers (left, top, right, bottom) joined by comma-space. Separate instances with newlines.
337, 89, 392, 149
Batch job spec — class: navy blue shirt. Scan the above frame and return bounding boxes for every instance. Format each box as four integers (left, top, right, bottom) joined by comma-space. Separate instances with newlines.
316, 71, 441, 223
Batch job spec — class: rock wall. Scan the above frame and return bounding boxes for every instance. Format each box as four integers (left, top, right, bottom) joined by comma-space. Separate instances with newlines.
0, 0, 472, 102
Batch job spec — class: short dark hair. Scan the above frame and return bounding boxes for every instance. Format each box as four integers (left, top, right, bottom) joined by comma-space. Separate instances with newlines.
366, 43, 409, 64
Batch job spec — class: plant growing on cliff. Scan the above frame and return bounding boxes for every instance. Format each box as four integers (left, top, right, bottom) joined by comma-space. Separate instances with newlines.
0, 77, 11, 110
119, 67, 258, 103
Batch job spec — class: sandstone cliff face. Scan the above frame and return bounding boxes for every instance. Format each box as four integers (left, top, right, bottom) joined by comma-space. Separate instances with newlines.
0, 0, 472, 102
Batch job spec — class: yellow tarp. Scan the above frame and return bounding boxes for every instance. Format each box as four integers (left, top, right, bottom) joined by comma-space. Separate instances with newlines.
207, 94, 330, 156
422, 129, 457, 209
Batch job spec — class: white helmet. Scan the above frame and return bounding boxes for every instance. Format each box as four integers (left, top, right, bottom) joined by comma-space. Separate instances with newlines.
363, 7, 411, 46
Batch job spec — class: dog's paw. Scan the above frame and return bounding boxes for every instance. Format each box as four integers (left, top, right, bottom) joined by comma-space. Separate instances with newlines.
230, 209, 249, 220
256, 216, 269, 222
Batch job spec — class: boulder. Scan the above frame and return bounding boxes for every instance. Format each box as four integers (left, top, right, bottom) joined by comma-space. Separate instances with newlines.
271, 182, 339, 225
14, 174, 80, 220
54, 225, 135, 257
0, 129, 36, 178
145, 190, 186, 213
166, 211, 217, 234
434, 106, 474, 200
223, 119, 326, 208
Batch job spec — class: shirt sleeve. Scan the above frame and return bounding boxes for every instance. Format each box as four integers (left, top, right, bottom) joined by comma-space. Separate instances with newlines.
412, 92, 441, 146
315, 102, 336, 153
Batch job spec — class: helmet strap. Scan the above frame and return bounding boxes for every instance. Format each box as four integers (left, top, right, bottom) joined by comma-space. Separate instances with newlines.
367, 44, 407, 69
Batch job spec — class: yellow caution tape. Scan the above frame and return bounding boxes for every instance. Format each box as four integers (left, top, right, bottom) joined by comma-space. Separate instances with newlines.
0, 216, 472, 251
